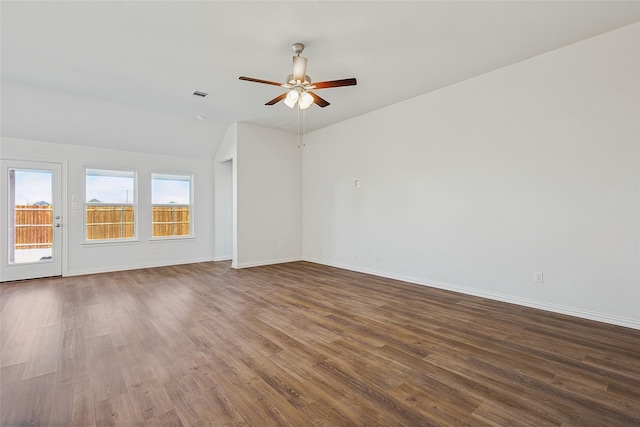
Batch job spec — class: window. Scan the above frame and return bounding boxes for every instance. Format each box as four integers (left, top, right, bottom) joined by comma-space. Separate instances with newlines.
85, 169, 135, 241
152, 174, 192, 238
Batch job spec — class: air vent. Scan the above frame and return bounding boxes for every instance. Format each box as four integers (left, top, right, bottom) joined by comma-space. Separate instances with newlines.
193, 90, 209, 98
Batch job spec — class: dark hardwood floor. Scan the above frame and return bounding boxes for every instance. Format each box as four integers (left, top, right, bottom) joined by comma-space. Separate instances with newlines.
1, 261, 639, 426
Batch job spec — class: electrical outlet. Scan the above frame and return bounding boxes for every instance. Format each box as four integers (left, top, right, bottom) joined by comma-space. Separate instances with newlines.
151, 246, 157, 254
534, 272, 543, 283
277, 243, 283, 251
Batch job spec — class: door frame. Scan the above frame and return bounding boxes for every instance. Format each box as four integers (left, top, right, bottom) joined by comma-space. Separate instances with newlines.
1, 157, 67, 282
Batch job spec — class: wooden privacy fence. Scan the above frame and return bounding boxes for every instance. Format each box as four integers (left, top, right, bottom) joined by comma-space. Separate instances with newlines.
13, 205, 190, 247
15, 205, 52, 249
86, 205, 190, 239
86, 205, 135, 240
152, 205, 190, 237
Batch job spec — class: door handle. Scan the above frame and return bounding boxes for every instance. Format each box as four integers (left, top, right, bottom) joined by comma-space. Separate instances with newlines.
55, 223, 62, 228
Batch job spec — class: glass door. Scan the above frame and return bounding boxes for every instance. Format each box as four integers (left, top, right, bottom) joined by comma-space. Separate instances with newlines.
1, 160, 63, 281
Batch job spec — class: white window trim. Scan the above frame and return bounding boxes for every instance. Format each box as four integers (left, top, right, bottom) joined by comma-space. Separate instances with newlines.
84, 167, 138, 243
151, 173, 194, 239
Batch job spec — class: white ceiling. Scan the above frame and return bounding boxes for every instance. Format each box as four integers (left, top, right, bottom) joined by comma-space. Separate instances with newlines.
2, 1, 639, 159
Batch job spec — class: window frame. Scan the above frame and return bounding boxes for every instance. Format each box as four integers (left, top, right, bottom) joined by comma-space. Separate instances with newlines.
150, 173, 194, 240
84, 167, 138, 243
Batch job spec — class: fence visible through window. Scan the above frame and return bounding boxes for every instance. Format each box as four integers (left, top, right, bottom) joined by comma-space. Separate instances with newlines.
84, 204, 190, 240
86, 205, 135, 240
152, 204, 190, 237
16, 204, 190, 245
14, 205, 52, 249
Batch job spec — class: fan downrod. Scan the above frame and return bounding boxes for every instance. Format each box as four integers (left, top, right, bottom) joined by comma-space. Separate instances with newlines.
292, 43, 305, 56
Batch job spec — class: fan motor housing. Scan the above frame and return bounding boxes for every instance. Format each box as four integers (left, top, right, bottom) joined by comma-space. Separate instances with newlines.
287, 74, 311, 86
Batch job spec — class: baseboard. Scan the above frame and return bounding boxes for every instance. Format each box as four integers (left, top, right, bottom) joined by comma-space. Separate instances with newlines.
234, 256, 302, 269
303, 257, 640, 331
65, 256, 215, 277
214, 256, 232, 262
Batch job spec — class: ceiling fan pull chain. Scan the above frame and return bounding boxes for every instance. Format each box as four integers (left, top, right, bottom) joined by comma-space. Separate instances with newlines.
297, 103, 301, 149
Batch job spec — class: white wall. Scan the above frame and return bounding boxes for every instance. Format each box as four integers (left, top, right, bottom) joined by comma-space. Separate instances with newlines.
214, 159, 233, 261
303, 23, 640, 328
213, 123, 238, 268
235, 123, 302, 268
214, 123, 238, 263
1, 137, 215, 276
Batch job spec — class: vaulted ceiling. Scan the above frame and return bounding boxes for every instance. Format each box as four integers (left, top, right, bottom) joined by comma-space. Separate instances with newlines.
2, 1, 638, 158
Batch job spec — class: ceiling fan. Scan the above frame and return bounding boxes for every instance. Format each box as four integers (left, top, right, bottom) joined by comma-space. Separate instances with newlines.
239, 43, 357, 110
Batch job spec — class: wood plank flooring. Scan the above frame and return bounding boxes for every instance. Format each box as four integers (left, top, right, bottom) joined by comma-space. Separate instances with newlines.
1, 261, 639, 426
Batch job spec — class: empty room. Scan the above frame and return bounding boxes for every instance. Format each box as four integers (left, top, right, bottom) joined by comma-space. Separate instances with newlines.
1, 1, 639, 425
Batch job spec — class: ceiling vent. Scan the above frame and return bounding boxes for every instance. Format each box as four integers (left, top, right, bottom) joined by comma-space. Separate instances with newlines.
193, 90, 209, 98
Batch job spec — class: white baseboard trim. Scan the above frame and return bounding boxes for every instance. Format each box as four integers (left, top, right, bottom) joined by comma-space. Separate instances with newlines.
65, 257, 215, 277
234, 256, 302, 269
303, 257, 640, 331
213, 256, 232, 262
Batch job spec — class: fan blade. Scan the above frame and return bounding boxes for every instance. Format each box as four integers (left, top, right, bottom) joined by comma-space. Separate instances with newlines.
265, 93, 287, 106
239, 76, 283, 86
312, 78, 357, 89
309, 92, 330, 108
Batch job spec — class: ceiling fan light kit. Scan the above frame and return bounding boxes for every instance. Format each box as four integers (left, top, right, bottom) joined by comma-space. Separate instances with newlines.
239, 42, 357, 110
284, 90, 299, 108
298, 91, 314, 109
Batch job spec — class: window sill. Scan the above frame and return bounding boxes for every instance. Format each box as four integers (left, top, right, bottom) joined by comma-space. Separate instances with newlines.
150, 236, 195, 242
82, 239, 140, 246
